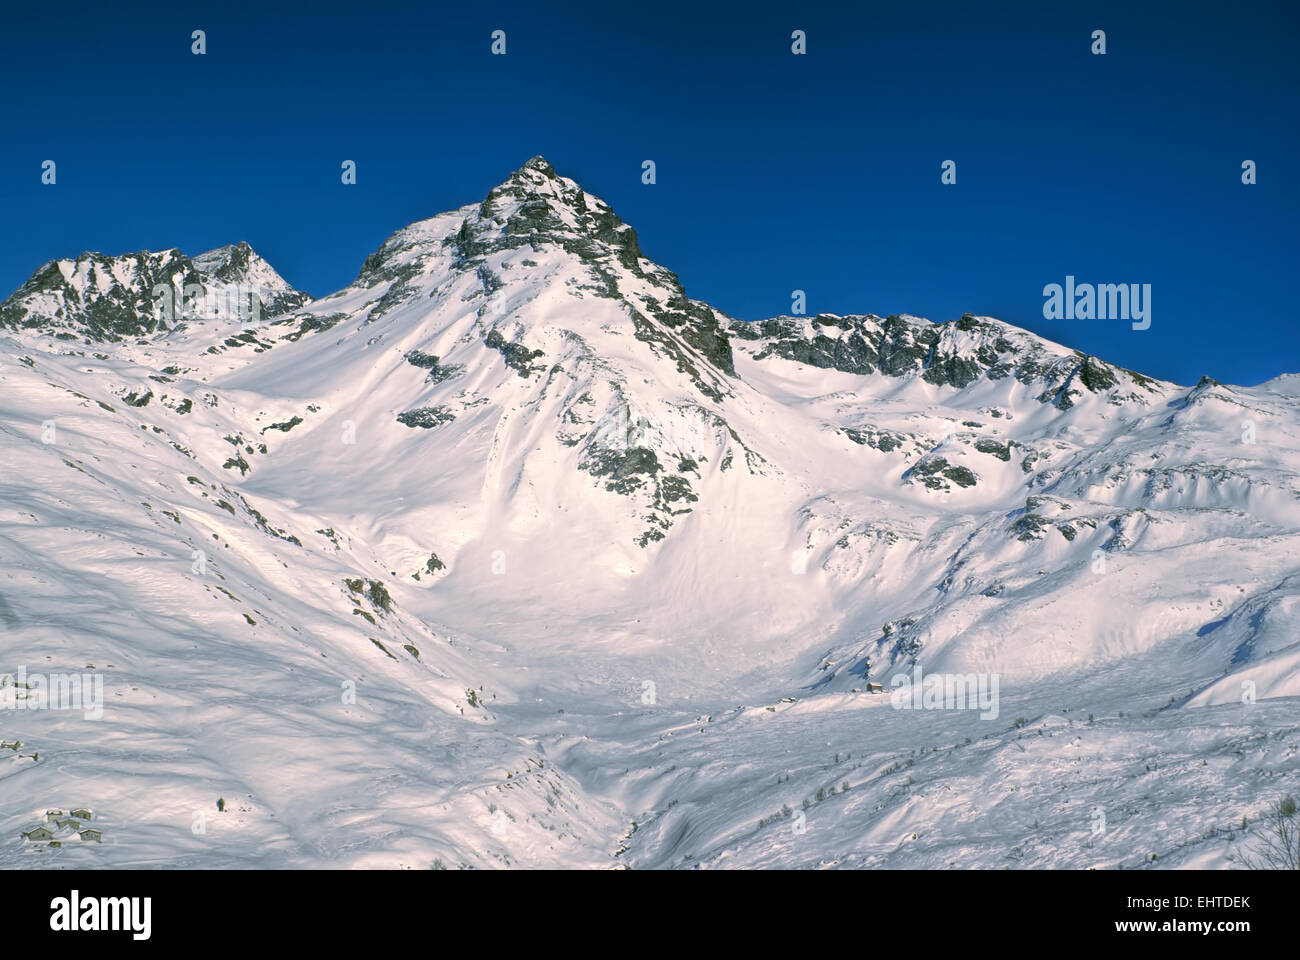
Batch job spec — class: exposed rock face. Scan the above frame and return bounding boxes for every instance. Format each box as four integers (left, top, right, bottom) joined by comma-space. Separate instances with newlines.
730, 311, 1159, 409
1, 242, 310, 342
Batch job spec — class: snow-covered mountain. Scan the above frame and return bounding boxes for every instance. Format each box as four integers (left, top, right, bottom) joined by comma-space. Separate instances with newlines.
2, 157, 1297, 869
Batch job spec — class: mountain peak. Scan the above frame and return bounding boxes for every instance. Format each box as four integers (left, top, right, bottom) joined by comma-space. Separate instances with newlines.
479, 155, 588, 223
338, 156, 737, 402
191, 240, 256, 275
188, 241, 306, 307
354, 157, 603, 286
513, 155, 558, 181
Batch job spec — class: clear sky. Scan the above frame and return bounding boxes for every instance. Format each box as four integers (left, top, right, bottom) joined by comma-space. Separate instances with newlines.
1, 0, 1296, 385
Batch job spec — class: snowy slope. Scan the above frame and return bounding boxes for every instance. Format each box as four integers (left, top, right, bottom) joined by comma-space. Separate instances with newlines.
1, 157, 1297, 869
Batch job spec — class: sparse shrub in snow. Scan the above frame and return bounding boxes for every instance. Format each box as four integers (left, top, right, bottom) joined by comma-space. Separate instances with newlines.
1238, 796, 1298, 870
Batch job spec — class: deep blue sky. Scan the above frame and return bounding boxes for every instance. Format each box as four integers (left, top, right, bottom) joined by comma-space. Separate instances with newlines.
2, 0, 1296, 385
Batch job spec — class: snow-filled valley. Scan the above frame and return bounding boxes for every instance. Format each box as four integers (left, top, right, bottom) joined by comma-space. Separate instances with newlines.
1, 157, 1297, 868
